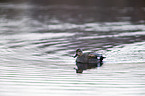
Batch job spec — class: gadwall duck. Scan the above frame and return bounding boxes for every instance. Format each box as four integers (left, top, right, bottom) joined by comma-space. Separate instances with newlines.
74, 49, 105, 73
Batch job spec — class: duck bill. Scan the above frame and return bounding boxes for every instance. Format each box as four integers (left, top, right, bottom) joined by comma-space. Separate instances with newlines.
74, 54, 77, 58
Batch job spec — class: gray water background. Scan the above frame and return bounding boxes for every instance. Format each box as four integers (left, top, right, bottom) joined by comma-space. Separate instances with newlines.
0, 1, 145, 96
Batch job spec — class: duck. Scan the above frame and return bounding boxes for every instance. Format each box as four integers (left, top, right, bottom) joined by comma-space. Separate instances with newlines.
74, 49, 105, 73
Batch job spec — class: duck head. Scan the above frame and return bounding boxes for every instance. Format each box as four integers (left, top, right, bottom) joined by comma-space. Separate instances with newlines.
74, 49, 83, 58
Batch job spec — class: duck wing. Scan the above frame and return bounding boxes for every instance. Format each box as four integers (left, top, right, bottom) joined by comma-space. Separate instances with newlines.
88, 53, 105, 62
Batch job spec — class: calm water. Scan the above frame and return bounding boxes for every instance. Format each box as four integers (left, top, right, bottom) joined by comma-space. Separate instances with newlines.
0, 2, 145, 96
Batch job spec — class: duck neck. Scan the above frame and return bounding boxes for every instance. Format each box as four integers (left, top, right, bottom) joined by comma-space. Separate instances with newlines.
78, 53, 83, 57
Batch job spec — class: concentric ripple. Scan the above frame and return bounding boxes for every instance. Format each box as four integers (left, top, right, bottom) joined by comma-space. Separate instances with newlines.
0, 2, 145, 96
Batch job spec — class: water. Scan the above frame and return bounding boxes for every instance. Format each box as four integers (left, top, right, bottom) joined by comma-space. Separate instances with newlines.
0, 1, 145, 96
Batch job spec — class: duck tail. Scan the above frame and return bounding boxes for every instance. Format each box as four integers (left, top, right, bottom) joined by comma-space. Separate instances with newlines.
100, 56, 106, 62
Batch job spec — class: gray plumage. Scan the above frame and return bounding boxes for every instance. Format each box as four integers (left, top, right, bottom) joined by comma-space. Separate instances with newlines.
74, 49, 105, 73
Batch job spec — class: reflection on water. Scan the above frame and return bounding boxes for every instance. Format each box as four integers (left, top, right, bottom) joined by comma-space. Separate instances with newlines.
0, 1, 145, 96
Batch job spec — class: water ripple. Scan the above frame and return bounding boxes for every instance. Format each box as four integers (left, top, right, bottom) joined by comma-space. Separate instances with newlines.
0, 3, 145, 96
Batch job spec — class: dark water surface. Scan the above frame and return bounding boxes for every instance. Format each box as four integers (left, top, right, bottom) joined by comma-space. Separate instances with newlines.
0, 1, 145, 96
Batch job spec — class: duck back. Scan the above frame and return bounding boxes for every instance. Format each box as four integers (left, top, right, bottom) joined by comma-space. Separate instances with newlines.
76, 52, 103, 64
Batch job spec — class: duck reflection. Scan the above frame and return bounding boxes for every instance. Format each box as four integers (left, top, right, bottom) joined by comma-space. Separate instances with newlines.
74, 49, 105, 73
